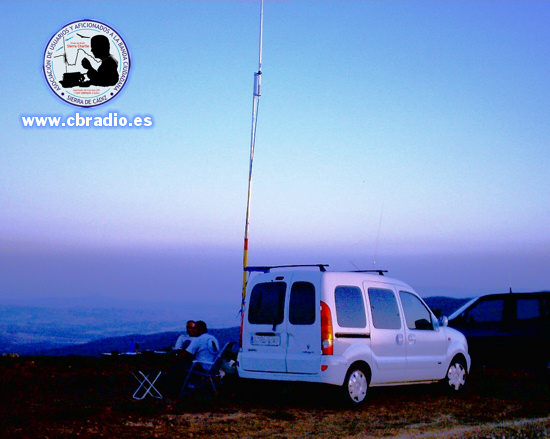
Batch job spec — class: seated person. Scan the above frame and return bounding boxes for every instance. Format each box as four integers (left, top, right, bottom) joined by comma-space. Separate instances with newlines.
163, 320, 219, 396
180, 320, 219, 370
173, 320, 196, 351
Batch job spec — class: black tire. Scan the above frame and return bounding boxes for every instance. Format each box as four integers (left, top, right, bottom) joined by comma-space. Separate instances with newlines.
341, 365, 369, 406
443, 356, 467, 392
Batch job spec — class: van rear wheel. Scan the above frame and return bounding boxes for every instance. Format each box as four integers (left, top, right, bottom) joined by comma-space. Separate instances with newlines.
342, 366, 369, 406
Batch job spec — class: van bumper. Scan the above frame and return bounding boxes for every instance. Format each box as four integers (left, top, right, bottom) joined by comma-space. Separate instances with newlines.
237, 355, 348, 387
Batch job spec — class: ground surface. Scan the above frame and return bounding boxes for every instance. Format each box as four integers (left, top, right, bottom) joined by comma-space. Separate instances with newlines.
0, 355, 549, 438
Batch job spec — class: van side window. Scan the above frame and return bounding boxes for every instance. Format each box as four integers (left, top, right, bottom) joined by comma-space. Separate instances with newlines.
368, 288, 401, 329
289, 282, 316, 325
248, 282, 286, 325
399, 291, 433, 330
335, 286, 366, 328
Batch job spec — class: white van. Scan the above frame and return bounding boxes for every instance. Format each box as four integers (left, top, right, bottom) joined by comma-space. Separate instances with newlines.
237, 265, 470, 405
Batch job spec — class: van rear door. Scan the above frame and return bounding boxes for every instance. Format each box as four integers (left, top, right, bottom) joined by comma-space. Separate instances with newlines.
285, 274, 321, 374
240, 279, 288, 372
240, 272, 321, 374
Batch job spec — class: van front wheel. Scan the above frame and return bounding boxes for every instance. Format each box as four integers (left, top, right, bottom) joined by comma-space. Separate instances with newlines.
342, 366, 369, 406
443, 356, 467, 392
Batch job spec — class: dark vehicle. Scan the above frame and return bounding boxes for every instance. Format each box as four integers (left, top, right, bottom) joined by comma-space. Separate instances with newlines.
448, 291, 550, 371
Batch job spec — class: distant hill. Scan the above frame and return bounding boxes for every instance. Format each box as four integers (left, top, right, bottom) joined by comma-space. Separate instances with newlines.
0, 301, 241, 356
36, 327, 241, 357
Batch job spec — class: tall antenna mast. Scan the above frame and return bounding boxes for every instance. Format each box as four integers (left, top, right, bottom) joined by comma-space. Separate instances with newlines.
241, 0, 264, 311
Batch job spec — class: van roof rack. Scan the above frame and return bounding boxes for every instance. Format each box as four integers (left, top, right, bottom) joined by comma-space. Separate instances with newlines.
245, 264, 329, 273
352, 269, 388, 276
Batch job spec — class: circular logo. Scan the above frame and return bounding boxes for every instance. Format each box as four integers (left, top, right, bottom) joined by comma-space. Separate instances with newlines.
43, 19, 130, 107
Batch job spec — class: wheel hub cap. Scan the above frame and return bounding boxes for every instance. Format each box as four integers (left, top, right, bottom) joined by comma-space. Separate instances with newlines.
448, 363, 466, 390
348, 370, 367, 402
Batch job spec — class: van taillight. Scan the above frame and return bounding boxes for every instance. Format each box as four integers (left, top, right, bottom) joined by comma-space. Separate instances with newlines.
321, 301, 333, 355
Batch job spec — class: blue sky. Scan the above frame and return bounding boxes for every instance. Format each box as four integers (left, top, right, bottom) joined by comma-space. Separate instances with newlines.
1, 1, 549, 314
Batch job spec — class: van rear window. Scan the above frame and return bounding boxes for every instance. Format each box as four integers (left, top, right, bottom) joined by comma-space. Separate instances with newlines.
289, 282, 315, 325
517, 298, 542, 321
248, 282, 286, 325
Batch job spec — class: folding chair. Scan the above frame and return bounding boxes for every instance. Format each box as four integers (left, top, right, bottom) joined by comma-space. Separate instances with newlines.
132, 370, 163, 400
180, 341, 235, 395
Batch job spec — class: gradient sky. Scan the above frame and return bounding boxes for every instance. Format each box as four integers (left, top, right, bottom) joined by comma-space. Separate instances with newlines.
1, 1, 549, 315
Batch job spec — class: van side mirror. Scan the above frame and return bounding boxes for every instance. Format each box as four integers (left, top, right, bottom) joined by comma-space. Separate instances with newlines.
439, 316, 449, 327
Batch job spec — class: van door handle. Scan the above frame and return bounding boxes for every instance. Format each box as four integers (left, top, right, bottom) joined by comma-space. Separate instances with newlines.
396, 334, 404, 345
408, 334, 417, 344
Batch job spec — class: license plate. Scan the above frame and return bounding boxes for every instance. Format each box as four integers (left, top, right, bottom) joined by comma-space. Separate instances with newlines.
251, 334, 281, 346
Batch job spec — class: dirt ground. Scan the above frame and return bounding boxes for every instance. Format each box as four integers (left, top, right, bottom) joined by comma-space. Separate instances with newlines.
0, 355, 549, 438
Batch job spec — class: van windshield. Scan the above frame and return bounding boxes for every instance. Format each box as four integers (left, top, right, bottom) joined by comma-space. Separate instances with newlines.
248, 282, 286, 325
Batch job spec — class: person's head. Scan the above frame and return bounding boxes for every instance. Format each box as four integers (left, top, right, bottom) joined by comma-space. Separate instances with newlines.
186, 320, 196, 337
195, 320, 207, 335
90, 35, 111, 60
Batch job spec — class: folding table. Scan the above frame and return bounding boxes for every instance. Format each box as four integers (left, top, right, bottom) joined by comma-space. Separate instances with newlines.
132, 369, 163, 400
